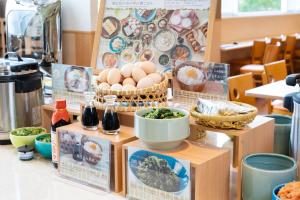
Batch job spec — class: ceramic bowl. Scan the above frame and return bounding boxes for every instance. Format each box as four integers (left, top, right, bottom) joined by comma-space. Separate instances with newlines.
35, 134, 52, 159
242, 153, 297, 200
134, 108, 190, 150
10, 127, 47, 148
272, 183, 285, 200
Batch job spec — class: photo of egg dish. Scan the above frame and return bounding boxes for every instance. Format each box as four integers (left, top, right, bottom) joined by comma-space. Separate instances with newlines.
82, 140, 103, 165
174, 62, 206, 92
64, 66, 90, 93
173, 61, 229, 99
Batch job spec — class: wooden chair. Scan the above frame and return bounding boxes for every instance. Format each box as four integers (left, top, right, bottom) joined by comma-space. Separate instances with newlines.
270, 38, 282, 45
228, 73, 256, 106
231, 40, 266, 66
283, 36, 296, 73
263, 60, 291, 115
240, 44, 281, 85
264, 60, 287, 83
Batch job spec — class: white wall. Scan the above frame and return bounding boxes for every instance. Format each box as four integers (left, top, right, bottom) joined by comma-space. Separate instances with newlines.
61, 0, 98, 31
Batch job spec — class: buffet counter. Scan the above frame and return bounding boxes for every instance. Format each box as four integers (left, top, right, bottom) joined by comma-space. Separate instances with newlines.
0, 145, 124, 200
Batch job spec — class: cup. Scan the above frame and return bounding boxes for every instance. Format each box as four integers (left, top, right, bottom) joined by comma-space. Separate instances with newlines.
265, 115, 291, 155
242, 153, 297, 200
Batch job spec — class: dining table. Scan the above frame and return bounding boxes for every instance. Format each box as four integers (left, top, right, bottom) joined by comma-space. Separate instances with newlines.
245, 80, 300, 100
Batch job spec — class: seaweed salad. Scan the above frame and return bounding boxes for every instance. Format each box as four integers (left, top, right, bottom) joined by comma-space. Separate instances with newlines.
142, 108, 185, 119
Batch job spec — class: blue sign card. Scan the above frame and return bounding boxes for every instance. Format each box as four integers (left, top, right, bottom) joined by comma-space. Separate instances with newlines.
127, 147, 191, 200
58, 130, 111, 191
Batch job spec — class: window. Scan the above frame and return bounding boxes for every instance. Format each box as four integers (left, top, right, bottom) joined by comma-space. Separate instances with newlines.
222, 0, 300, 17
239, 0, 281, 12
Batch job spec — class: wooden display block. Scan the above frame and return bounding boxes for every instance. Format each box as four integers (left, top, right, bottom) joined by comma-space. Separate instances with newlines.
122, 140, 231, 200
57, 122, 137, 193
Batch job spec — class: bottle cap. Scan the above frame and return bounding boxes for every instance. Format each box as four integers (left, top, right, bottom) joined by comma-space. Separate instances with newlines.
55, 99, 66, 109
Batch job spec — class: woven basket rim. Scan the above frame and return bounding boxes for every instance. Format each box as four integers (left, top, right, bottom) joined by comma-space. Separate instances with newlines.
190, 101, 258, 122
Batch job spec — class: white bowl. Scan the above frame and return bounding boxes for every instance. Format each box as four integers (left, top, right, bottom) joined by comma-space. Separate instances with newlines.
134, 108, 190, 150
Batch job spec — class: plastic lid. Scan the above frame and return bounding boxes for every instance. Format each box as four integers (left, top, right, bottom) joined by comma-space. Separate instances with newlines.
17, 145, 34, 152
293, 93, 300, 105
55, 99, 66, 109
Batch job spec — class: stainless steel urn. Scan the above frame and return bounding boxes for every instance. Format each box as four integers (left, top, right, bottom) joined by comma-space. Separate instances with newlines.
0, 52, 43, 143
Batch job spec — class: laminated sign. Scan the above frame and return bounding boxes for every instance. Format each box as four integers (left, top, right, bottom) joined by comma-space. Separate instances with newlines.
173, 61, 229, 106
127, 147, 191, 200
58, 130, 111, 191
92, 0, 216, 73
51, 64, 92, 108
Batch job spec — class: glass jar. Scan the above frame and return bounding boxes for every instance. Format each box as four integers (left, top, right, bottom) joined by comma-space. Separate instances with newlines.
81, 91, 99, 131
102, 95, 120, 135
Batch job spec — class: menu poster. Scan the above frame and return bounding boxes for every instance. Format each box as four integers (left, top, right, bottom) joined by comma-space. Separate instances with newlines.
58, 130, 111, 191
173, 61, 229, 106
92, 0, 211, 73
127, 147, 191, 200
51, 64, 92, 108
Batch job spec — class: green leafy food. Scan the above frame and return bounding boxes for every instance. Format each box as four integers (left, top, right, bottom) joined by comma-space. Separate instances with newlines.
135, 156, 180, 192
12, 127, 45, 136
38, 135, 51, 143
142, 108, 185, 119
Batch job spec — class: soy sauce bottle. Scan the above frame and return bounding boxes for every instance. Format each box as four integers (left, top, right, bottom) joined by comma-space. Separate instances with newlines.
81, 91, 99, 131
51, 99, 71, 168
102, 95, 120, 135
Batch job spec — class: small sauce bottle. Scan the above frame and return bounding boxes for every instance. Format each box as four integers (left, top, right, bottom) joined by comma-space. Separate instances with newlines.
51, 99, 71, 168
102, 95, 120, 135
81, 91, 99, 131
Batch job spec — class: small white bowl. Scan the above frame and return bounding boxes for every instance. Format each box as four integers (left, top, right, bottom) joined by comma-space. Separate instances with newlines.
134, 108, 190, 150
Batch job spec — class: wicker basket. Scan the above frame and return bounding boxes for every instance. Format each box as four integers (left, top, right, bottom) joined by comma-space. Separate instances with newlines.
190, 102, 258, 129
94, 74, 169, 112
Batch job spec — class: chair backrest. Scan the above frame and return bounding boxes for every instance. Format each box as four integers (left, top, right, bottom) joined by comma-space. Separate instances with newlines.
262, 44, 281, 64
264, 60, 287, 83
270, 38, 282, 45
228, 73, 256, 106
251, 40, 266, 64
284, 35, 296, 56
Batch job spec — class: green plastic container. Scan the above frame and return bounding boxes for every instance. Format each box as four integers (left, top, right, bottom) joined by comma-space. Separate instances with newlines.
266, 115, 291, 155
35, 134, 52, 159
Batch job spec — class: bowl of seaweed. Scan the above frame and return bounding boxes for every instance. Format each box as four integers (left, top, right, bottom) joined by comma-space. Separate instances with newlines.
10, 127, 47, 148
35, 134, 52, 159
134, 108, 190, 150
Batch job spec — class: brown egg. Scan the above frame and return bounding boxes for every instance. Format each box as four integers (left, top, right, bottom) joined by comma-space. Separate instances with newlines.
122, 84, 137, 91
138, 61, 156, 74
107, 68, 121, 85
122, 78, 136, 86
97, 68, 110, 83
132, 67, 147, 82
137, 77, 155, 89
98, 82, 110, 90
147, 73, 162, 84
121, 63, 135, 78
110, 83, 123, 91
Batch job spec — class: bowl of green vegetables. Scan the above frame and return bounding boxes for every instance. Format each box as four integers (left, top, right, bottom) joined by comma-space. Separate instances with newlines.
134, 108, 190, 150
35, 134, 52, 159
10, 127, 47, 148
